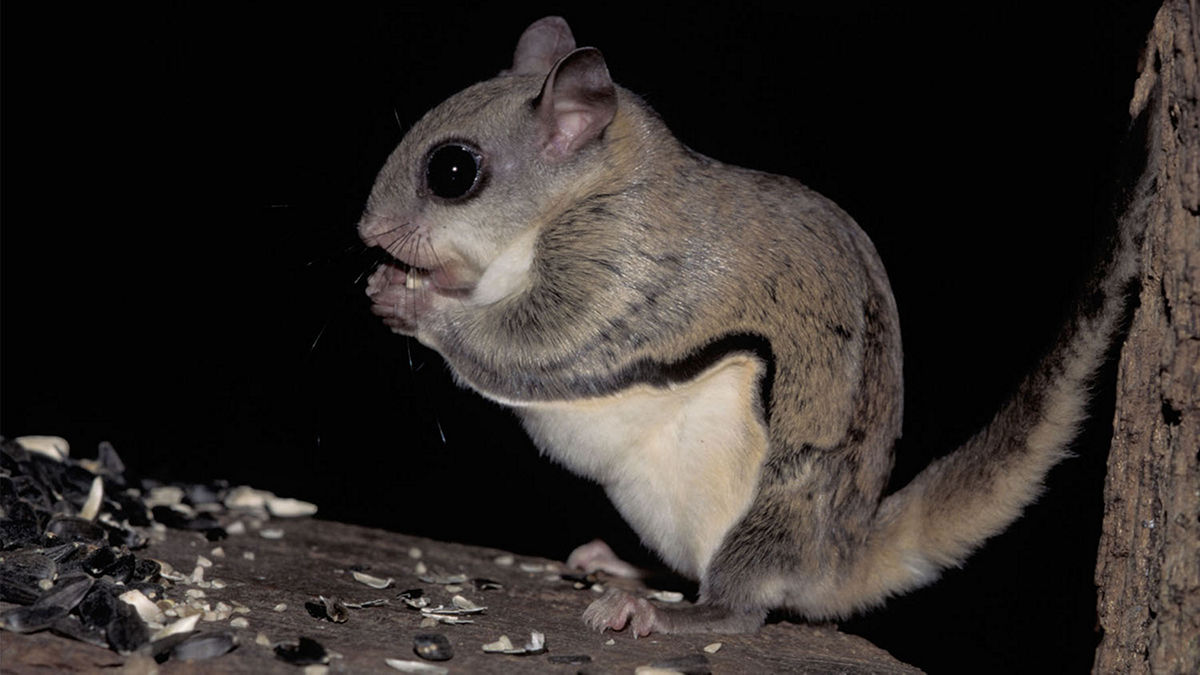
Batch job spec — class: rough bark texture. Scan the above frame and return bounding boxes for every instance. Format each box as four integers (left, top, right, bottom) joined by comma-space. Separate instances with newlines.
2, 518, 919, 674
1094, 1, 1200, 672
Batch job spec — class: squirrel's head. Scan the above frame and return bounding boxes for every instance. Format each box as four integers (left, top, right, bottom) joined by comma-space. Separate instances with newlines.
359, 17, 619, 322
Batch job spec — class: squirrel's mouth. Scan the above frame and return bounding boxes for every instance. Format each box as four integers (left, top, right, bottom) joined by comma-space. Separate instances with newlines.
398, 262, 432, 290
372, 252, 474, 298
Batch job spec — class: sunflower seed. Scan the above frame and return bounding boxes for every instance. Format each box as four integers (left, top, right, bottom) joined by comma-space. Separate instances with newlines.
145, 486, 186, 508
38, 574, 95, 613
426, 614, 473, 625
421, 597, 485, 617
344, 599, 388, 609
352, 570, 394, 589
274, 636, 329, 665
481, 631, 545, 655
0, 551, 57, 603
15, 436, 69, 461
223, 486, 272, 511
1, 603, 71, 633
45, 515, 107, 544
170, 631, 238, 661
78, 476, 104, 521
525, 632, 546, 653
105, 600, 151, 653
472, 578, 503, 591
450, 595, 480, 611
398, 589, 428, 610
385, 658, 449, 674
119, 589, 165, 625
481, 635, 515, 653
152, 614, 201, 641
266, 497, 318, 518
412, 633, 453, 661
305, 596, 349, 623
50, 614, 110, 648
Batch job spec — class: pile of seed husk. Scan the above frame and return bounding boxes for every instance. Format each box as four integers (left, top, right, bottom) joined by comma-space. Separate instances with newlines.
0, 435, 303, 662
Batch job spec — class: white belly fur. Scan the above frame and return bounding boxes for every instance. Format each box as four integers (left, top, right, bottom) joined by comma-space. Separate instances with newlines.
511, 354, 769, 579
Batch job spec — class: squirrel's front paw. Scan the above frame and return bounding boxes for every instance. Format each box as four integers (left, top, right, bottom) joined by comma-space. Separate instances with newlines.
567, 539, 644, 578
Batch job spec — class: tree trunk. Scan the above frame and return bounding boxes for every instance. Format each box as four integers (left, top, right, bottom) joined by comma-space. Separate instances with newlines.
1094, 1, 1200, 672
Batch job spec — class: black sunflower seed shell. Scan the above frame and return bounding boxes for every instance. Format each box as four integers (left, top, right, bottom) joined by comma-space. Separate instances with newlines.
45, 516, 107, 545
50, 613, 110, 648
105, 599, 150, 653
0, 602, 72, 633
77, 584, 122, 629
36, 574, 95, 613
0, 551, 57, 603
274, 636, 329, 665
95, 442, 127, 484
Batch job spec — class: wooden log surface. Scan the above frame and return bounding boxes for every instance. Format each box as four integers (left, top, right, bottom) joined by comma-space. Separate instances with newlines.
1092, 0, 1200, 673
2, 516, 919, 673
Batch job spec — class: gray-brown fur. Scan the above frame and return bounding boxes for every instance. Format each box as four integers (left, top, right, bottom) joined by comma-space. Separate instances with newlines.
359, 17, 1148, 633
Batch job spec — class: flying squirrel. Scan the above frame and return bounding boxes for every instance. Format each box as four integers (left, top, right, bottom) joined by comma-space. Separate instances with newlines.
358, 16, 1149, 635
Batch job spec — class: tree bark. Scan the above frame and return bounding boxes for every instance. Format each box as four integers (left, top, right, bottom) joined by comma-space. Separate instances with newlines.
1094, 1, 1200, 672
1, 518, 920, 674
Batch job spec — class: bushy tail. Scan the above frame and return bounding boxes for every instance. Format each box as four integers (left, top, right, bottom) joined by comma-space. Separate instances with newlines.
846, 101, 1157, 612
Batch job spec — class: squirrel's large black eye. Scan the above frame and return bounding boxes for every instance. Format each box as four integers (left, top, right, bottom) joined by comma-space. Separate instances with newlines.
425, 143, 482, 199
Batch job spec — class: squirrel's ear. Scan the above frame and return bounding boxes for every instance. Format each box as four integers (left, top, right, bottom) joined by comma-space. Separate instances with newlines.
535, 48, 616, 160
507, 16, 576, 76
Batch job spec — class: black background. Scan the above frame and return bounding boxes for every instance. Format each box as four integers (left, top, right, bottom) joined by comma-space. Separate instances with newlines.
2, 3, 1160, 672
